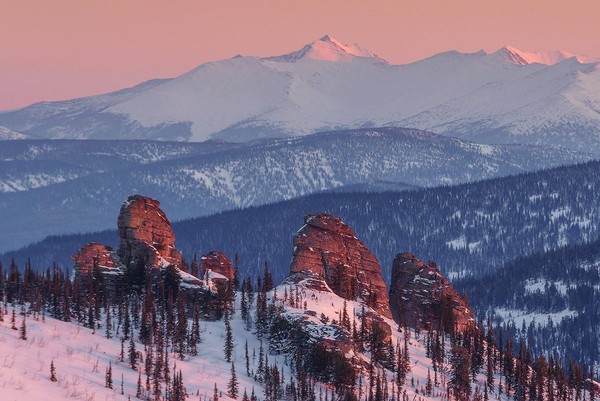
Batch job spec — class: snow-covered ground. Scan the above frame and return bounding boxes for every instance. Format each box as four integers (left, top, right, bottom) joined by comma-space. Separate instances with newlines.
0, 279, 511, 401
494, 307, 577, 329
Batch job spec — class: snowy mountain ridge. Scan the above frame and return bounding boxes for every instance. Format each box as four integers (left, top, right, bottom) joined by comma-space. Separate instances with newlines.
1, 36, 599, 153
0, 128, 592, 253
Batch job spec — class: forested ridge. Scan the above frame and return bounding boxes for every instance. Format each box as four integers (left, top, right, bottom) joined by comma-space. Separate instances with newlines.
5, 160, 600, 286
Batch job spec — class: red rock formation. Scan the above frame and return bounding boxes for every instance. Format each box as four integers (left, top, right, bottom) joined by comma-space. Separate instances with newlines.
117, 195, 182, 269
290, 213, 391, 318
200, 251, 235, 282
389, 252, 475, 332
72, 242, 120, 274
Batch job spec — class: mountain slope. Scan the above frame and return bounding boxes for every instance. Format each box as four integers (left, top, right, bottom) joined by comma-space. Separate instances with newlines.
455, 238, 600, 367
0, 127, 591, 252
1, 205, 596, 401
5, 160, 600, 289
1, 36, 599, 153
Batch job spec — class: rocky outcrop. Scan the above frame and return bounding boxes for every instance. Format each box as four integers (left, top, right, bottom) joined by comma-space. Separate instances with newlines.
389, 252, 475, 332
117, 195, 182, 269
200, 251, 234, 282
72, 242, 121, 274
290, 213, 391, 318
72, 242, 124, 294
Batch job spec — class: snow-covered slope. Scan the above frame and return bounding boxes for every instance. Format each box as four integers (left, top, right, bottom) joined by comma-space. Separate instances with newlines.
0, 126, 29, 140
0, 283, 503, 401
0, 302, 278, 401
0, 128, 592, 253
1, 36, 599, 153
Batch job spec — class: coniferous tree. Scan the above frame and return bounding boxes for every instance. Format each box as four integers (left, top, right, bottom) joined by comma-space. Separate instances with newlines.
128, 335, 138, 369
120, 337, 125, 362
450, 345, 472, 401
176, 292, 187, 359
50, 360, 57, 382
11, 307, 17, 330
105, 303, 112, 339
123, 300, 131, 340
190, 254, 199, 278
257, 342, 265, 383
224, 316, 234, 362
105, 361, 113, 389
19, 315, 27, 340
245, 340, 251, 376
228, 361, 239, 399
136, 371, 143, 399
426, 368, 433, 396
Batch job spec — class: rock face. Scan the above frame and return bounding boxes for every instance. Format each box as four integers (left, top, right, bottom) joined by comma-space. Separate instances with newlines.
290, 213, 391, 319
117, 195, 182, 269
72, 242, 121, 274
72, 242, 124, 294
200, 251, 235, 282
389, 253, 475, 332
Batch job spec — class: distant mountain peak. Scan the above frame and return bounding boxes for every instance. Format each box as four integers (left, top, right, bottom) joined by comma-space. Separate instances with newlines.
494, 45, 598, 65
267, 35, 385, 63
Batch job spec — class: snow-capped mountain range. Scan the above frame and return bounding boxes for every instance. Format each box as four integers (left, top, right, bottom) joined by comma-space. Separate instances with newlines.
1, 35, 599, 153
0, 128, 592, 253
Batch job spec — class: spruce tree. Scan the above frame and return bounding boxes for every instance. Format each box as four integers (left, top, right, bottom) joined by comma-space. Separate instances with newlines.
105, 361, 113, 389
19, 315, 27, 340
50, 360, 57, 382
11, 307, 17, 330
105, 304, 112, 339
128, 335, 138, 369
136, 371, 143, 398
224, 317, 234, 362
426, 368, 433, 396
120, 337, 125, 362
245, 340, 251, 376
450, 345, 472, 401
228, 361, 239, 399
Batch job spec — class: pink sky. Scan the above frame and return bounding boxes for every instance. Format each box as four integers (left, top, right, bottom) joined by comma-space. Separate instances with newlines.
1, 0, 599, 110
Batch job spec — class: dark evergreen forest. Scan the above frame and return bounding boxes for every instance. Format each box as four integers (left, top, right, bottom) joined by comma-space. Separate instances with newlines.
456, 238, 600, 368
4, 160, 600, 286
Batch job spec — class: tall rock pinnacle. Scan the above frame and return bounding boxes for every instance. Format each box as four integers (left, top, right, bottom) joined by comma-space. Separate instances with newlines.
117, 195, 182, 269
290, 213, 391, 318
